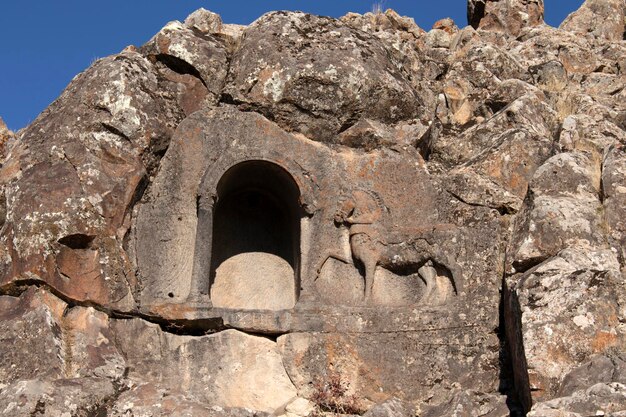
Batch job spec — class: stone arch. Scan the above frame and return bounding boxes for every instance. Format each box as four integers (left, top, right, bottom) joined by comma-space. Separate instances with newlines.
190, 159, 304, 310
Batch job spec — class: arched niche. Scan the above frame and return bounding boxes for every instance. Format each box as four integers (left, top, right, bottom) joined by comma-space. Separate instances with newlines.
206, 160, 302, 310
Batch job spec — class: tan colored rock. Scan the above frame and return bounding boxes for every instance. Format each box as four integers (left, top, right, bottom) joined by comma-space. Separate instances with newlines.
421, 390, 510, 417
445, 127, 554, 214
111, 383, 267, 417
505, 247, 626, 406
364, 398, 416, 417
0, 288, 66, 384
0, 378, 116, 417
224, 12, 428, 142
0, 117, 13, 160
316, 257, 423, 307
0, 5, 625, 416
183, 8, 222, 34
141, 19, 229, 106
603, 147, 626, 265
112, 320, 297, 413
510, 151, 605, 268
278, 329, 500, 409
63, 306, 125, 380
211, 252, 296, 310
560, 0, 625, 42
431, 92, 557, 168
529, 60, 568, 92
282, 397, 315, 417
528, 383, 626, 417
0, 50, 194, 311
468, 0, 544, 37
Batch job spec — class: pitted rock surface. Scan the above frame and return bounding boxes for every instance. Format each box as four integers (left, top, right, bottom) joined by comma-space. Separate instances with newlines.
0, 1, 625, 416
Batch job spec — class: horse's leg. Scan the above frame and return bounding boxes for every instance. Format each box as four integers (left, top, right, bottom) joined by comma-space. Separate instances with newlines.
363, 257, 377, 300
418, 262, 437, 304
350, 234, 380, 301
428, 249, 463, 294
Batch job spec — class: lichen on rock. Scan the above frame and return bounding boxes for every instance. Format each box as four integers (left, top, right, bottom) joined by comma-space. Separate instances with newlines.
0, 1, 625, 415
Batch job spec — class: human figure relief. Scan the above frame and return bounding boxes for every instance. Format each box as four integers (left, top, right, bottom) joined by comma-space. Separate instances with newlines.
333, 189, 386, 300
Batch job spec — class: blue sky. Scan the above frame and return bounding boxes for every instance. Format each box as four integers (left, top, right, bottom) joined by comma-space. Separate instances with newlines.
0, 1, 584, 131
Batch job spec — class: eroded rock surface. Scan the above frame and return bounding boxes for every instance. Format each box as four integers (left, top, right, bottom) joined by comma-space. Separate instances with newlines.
0, 1, 625, 415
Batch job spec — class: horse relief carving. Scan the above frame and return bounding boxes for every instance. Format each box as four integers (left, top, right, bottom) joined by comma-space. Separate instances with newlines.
330, 189, 463, 305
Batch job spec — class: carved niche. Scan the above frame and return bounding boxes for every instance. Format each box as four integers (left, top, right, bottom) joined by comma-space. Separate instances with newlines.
191, 160, 304, 311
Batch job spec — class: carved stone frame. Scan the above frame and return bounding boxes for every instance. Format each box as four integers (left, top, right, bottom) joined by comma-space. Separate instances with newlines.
187, 153, 316, 307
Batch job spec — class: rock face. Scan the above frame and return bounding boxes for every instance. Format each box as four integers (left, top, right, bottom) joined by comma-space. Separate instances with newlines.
468, 0, 545, 36
0, 1, 625, 415
560, 0, 626, 42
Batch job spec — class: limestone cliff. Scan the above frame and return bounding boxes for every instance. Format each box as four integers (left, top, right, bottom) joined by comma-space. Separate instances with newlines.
0, 1, 625, 416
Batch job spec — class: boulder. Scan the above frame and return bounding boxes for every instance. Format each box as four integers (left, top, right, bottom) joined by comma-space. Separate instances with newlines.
560, 0, 626, 42
468, 0, 544, 36
509, 151, 605, 268
224, 12, 428, 142
528, 383, 626, 417
112, 320, 297, 413
505, 247, 626, 406
0, 50, 197, 311
0, 288, 66, 384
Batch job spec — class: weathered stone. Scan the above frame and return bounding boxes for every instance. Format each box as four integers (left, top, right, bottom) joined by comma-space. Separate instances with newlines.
444, 128, 555, 213
558, 114, 626, 158
425, 28, 452, 49
560, 0, 626, 42
559, 353, 626, 397
430, 92, 557, 168
62, 306, 126, 380
510, 26, 598, 75
111, 383, 269, 417
278, 328, 500, 409
529, 60, 568, 92
112, 320, 297, 413
509, 151, 606, 268
468, 0, 544, 37
0, 378, 116, 417
505, 247, 626, 405
363, 398, 414, 417
141, 19, 229, 106
420, 390, 510, 417
340, 10, 425, 41
432, 28, 533, 130
0, 50, 192, 311
183, 8, 223, 34
281, 397, 315, 417
602, 147, 626, 265
211, 252, 296, 310
528, 383, 626, 417
0, 288, 66, 384
1, 4, 625, 416
0, 117, 13, 160
224, 12, 427, 142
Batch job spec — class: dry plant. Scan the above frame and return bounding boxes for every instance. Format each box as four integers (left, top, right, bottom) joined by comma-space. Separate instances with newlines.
309, 371, 364, 416
371, 1, 386, 15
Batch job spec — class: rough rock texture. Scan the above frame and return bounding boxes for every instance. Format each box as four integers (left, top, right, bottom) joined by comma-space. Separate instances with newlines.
560, 0, 626, 42
223, 12, 429, 143
0, 1, 625, 416
468, 0, 544, 37
0, 117, 13, 160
